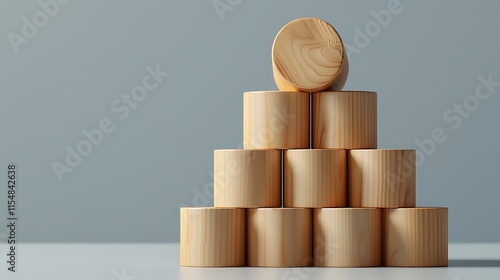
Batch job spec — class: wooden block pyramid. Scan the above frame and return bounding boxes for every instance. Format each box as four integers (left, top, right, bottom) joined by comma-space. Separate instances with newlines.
180, 17, 448, 268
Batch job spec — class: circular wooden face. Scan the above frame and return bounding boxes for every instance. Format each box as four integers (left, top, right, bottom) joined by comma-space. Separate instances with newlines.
272, 17, 347, 92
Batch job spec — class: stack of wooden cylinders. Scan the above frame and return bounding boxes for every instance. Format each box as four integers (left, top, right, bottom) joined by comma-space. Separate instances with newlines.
180, 17, 448, 268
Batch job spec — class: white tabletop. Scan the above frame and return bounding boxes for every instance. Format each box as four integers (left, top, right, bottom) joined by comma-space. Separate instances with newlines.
1, 243, 499, 280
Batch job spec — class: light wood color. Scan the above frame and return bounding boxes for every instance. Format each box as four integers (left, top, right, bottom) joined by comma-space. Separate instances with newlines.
272, 17, 349, 92
313, 91, 377, 149
348, 149, 416, 208
244, 91, 309, 149
214, 149, 280, 207
383, 208, 448, 267
313, 208, 381, 267
284, 149, 346, 207
180, 207, 245, 267
248, 208, 312, 267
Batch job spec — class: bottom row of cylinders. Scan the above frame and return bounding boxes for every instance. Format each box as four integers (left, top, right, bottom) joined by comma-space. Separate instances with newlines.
180, 207, 448, 267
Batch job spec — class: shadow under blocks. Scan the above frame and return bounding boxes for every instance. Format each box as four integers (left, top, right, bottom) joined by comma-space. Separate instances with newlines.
448, 260, 500, 267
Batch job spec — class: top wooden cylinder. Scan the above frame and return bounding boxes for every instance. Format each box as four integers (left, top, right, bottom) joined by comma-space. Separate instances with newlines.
272, 17, 349, 92
244, 91, 309, 149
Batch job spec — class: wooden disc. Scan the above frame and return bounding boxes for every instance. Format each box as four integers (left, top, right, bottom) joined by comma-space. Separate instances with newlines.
314, 208, 381, 267
313, 91, 377, 149
214, 149, 281, 207
348, 149, 416, 208
244, 91, 309, 149
383, 207, 448, 267
248, 208, 312, 267
272, 17, 348, 92
284, 149, 346, 207
180, 207, 246, 267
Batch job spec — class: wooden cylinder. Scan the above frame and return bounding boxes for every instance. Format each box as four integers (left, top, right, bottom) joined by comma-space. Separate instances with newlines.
313, 91, 377, 149
180, 207, 245, 267
248, 208, 312, 267
313, 208, 381, 267
284, 149, 346, 207
244, 91, 309, 149
348, 149, 416, 208
272, 17, 349, 92
214, 149, 281, 207
383, 208, 448, 267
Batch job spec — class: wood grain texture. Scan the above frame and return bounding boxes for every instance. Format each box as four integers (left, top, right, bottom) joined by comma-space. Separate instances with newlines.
348, 149, 416, 208
214, 149, 281, 207
244, 91, 309, 149
383, 208, 448, 267
284, 149, 346, 207
248, 208, 312, 267
313, 91, 377, 149
313, 208, 381, 267
180, 207, 245, 267
272, 17, 349, 92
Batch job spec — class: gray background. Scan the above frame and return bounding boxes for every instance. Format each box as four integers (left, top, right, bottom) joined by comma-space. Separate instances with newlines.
0, 0, 499, 243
